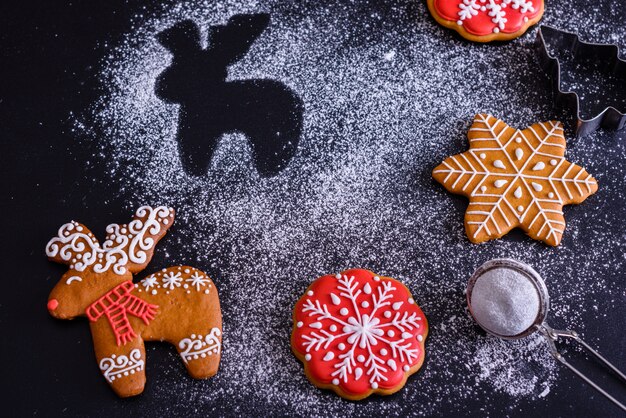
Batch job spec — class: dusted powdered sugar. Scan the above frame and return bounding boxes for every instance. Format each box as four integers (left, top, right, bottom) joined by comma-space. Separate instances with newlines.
470, 267, 541, 337
74, 0, 626, 415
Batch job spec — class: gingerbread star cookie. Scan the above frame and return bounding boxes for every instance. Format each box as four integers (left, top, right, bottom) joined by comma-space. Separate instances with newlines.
427, 0, 544, 42
291, 269, 428, 400
433, 114, 598, 246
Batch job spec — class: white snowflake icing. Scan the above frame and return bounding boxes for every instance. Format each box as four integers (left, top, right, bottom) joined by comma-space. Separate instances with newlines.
454, 0, 536, 32
504, 0, 534, 13
162, 271, 183, 289
186, 271, 210, 292
300, 274, 422, 388
140, 275, 158, 290
457, 0, 480, 23
486, 0, 507, 32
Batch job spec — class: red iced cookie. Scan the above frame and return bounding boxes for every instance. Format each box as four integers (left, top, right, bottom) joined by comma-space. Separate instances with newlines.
291, 269, 428, 400
427, 0, 544, 42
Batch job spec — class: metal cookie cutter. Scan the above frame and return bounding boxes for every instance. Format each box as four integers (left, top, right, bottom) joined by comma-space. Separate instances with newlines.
536, 25, 626, 137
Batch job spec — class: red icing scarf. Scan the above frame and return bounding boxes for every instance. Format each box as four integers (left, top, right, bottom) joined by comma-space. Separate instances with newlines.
86, 281, 158, 346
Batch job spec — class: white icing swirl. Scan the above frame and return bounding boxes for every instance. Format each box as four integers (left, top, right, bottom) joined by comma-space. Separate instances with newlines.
46, 206, 173, 275
99, 349, 144, 382
178, 328, 222, 363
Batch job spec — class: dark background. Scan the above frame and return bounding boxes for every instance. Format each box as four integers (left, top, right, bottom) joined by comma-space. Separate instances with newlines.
1, 1, 624, 417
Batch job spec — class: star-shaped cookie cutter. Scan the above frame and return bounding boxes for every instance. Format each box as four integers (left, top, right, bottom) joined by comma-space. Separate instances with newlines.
536, 25, 626, 137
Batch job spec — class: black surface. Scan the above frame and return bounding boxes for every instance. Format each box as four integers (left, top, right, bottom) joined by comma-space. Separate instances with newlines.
1, 1, 625, 417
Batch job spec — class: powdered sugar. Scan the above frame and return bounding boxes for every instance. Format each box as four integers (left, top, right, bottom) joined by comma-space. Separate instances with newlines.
470, 266, 541, 337
75, 0, 626, 415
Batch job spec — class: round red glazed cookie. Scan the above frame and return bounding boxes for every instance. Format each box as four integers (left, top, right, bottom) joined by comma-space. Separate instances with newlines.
427, 0, 544, 42
291, 269, 428, 400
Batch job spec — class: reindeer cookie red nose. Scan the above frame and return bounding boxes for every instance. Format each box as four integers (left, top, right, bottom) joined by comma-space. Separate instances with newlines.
47, 299, 59, 312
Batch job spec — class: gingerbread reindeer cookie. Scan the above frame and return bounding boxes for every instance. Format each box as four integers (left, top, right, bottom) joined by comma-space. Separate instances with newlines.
45, 206, 222, 397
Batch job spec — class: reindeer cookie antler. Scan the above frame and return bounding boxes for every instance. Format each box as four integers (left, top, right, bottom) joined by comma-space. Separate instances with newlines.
45, 206, 222, 397
46, 206, 174, 274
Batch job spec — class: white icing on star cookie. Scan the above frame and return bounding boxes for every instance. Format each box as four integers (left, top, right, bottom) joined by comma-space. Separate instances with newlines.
433, 114, 598, 245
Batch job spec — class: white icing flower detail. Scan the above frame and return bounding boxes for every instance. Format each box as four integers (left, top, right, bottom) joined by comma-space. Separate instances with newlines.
186, 271, 210, 292
140, 275, 158, 290
454, 0, 536, 32
486, 0, 507, 31
162, 271, 183, 289
504, 0, 535, 13
458, 0, 480, 21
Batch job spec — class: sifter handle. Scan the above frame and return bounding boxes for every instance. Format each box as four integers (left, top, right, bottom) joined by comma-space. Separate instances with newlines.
539, 324, 626, 411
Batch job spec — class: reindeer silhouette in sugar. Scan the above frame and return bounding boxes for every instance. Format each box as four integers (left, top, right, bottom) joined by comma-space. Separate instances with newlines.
156, 14, 303, 177
46, 206, 222, 397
